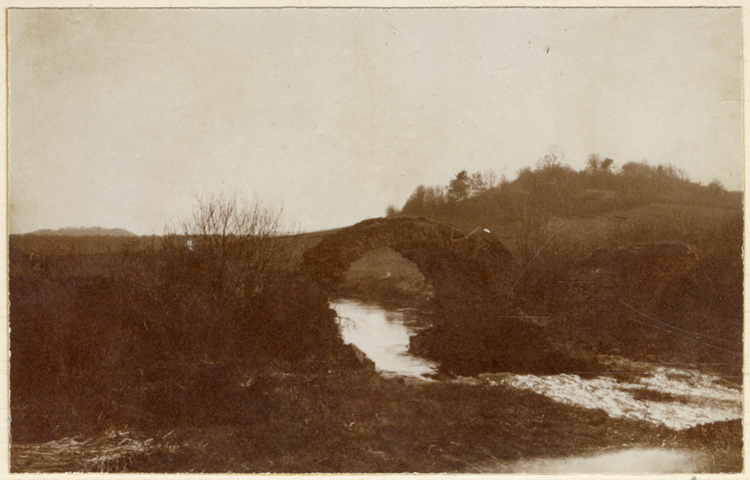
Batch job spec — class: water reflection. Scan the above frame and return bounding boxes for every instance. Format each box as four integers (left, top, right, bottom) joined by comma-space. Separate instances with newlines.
331, 299, 437, 379
493, 448, 702, 474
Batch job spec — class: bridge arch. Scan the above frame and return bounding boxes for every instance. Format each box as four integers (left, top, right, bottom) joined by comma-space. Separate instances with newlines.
300, 217, 513, 298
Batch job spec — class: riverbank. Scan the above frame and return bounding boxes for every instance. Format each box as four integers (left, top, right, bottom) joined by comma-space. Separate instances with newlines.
13, 292, 742, 474
13, 367, 740, 473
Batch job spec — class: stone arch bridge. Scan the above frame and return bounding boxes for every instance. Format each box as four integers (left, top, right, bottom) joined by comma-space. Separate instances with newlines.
300, 217, 513, 301
300, 216, 594, 376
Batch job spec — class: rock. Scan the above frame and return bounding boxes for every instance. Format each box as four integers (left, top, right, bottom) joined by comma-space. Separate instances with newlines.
348, 344, 376, 369
478, 372, 513, 385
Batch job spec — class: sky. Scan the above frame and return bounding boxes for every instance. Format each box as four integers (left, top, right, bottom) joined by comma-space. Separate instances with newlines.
8, 7, 743, 235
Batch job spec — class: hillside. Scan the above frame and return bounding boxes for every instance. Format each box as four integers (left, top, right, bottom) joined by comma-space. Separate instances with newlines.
394, 160, 740, 255
390, 159, 743, 377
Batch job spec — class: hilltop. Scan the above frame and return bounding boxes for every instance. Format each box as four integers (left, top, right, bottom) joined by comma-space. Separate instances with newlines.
390, 157, 740, 254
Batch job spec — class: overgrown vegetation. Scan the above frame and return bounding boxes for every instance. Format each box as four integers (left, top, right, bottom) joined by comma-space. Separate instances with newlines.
388, 154, 742, 378
391, 155, 738, 227
11, 195, 352, 445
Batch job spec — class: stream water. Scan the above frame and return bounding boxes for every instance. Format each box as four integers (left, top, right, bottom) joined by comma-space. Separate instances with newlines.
331, 298, 742, 473
491, 448, 705, 474
331, 298, 437, 379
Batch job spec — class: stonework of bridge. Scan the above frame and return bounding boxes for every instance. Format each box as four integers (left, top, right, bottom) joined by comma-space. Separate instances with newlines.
300, 216, 513, 298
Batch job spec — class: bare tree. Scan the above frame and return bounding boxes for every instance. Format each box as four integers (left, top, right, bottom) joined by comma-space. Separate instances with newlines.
154, 194, 299, 330
401, 185, 447, 217
483, 169, 500, 189
385, 204, 399, 217
537, 150, 564, 172
586, 154, 602, 172
469, 171, 487, 197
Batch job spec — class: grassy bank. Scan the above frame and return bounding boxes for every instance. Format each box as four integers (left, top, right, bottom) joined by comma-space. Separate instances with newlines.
16, 366, 738, 473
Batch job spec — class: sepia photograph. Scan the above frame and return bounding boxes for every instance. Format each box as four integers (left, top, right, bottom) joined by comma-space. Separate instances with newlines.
6, 4, 744, 475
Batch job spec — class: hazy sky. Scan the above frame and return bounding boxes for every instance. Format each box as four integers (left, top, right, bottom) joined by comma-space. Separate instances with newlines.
8, 7, 743, 235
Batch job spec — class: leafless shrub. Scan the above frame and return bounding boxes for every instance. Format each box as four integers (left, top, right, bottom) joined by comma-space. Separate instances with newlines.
166, 194, 297, 299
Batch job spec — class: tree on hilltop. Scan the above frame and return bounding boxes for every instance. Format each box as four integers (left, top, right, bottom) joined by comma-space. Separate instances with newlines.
448, 170, 471, 202
401, 185, 447, 217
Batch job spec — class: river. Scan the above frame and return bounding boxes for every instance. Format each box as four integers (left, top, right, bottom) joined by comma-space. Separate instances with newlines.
331, 298, 437, 379
331, 298, 742, 473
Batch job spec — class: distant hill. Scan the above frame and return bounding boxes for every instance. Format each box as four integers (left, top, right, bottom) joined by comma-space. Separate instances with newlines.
391, 160, 741, 258
28, 227, 136, 237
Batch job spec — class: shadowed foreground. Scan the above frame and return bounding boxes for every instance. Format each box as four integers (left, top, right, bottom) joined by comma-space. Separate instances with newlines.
11, 368, 742, 473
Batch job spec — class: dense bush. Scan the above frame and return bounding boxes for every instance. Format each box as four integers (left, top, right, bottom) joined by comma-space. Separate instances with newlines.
10, 196, 351, 442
